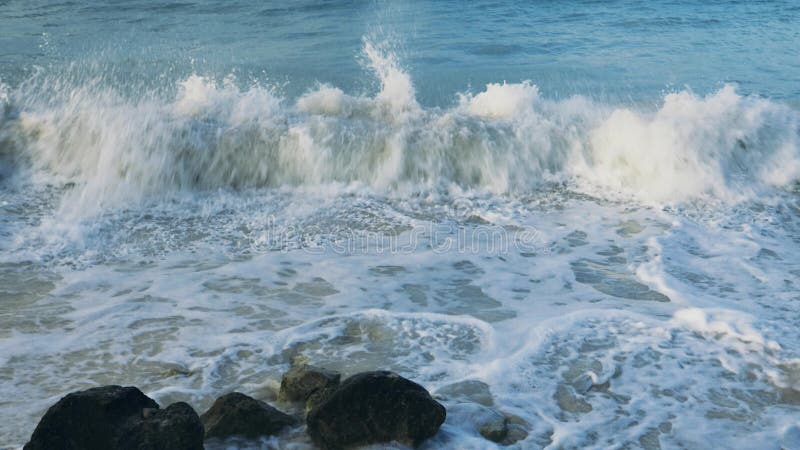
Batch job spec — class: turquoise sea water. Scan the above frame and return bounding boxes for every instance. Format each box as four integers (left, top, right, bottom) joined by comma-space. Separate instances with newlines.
2, 0, 799, 102
1, 1, 799, 449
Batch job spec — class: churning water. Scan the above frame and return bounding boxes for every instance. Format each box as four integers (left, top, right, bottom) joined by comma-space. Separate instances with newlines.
1, 1, 799, 448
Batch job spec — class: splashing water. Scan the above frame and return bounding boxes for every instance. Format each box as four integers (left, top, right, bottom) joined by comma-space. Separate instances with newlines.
1, 42, 798, 216
1, 2, 800, 449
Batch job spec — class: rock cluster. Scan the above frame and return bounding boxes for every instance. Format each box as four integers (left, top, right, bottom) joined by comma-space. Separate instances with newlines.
23, 386, 202, 450
25, 367, 455, 449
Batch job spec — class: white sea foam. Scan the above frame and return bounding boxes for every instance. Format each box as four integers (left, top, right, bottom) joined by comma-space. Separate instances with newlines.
1, 184, 799, 448
580, 85, 800, 202
1, 41, 797, 217
458, 80, 539, 119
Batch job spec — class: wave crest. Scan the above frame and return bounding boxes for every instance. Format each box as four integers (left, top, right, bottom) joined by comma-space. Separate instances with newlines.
1, 40, 798, 212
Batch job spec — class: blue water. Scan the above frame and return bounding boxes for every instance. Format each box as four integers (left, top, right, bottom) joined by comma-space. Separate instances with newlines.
3, 0, 799, 103
1, 1, 800, 449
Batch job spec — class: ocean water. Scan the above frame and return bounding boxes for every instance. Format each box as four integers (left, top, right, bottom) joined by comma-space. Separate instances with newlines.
1, 1, 800, 448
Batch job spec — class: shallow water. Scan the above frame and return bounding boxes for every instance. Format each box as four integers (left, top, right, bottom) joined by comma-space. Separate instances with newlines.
1, 1, 800, 449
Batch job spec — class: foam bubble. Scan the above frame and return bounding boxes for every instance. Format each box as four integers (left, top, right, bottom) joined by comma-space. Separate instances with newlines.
458, 80, 539, 119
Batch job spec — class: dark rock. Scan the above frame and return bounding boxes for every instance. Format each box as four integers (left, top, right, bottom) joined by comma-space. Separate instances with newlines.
201, 392, 296, 440
478, 412, 508, 443
304, 385, 336, 416
119, 402, 204, 450
306, 371, 446, 449
503, 423, 530, 446
280, 364, 340, 403
24, 385, 159, 450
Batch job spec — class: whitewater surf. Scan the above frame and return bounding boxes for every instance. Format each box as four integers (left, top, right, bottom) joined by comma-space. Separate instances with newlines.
1, 1, 799, 449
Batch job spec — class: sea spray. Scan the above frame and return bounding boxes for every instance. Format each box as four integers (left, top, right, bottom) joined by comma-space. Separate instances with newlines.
1, 41, 798, 216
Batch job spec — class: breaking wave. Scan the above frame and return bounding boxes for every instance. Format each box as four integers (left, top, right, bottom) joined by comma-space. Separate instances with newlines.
1, 39, 798, 212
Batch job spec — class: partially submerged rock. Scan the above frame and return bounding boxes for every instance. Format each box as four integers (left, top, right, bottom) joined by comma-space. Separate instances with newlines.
555, 384, 593, 414
501, 413, 531, 446
448, 402, 507, 443
306, 371, 446, 449
24, 385, 204, 450
201, 392, 296, 440
572, 372, 610, 394
279, 364, 340, 404
435, 379, 494, 407
448, 402, 531, 446
478, 411, 508, 443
